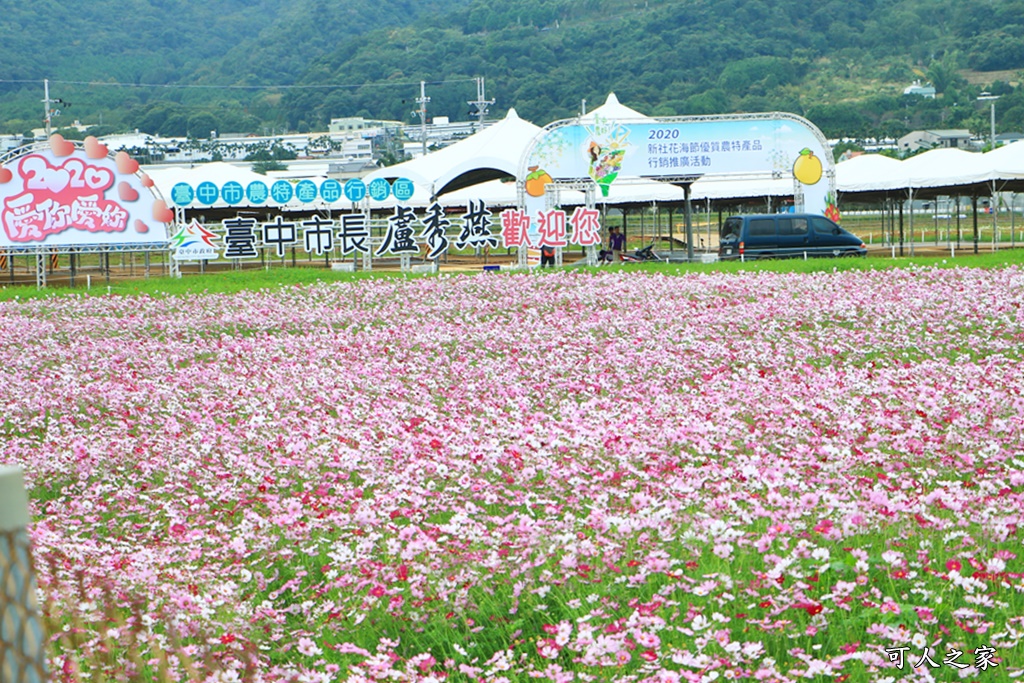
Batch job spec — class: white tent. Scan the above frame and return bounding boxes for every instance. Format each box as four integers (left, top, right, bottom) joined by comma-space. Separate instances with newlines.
835, 154, 905, 195
985, 140, 1024, 179
436, 177, 688, 209
145, 162, 275, 210
835, 148, 1020, 201
691, 175, 793, 202
363, 108, 542, 198
901, 148, 994, 190
142, 162, 350, 213
436, 179, 522, 209
593, 179, 686, 205
580, 92, 651, 123
368, 97, 687, 209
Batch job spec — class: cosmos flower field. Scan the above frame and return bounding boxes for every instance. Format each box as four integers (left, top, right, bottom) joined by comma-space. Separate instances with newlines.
3, 266, 1024, 682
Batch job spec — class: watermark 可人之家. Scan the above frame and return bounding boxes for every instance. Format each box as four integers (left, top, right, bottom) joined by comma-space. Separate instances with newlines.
885, 645, 998, 671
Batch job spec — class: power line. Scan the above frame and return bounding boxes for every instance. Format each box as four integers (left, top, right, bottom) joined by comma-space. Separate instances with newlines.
0, 77, 477, 91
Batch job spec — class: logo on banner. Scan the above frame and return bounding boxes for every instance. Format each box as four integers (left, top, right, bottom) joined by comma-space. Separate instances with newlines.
170, 219, 219, 260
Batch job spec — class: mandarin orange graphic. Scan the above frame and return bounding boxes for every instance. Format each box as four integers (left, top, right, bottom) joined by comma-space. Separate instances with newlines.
793, 148, 823, 185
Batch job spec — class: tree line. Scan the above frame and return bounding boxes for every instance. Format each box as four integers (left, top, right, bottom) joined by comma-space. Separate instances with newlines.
1, 0, 1021, 149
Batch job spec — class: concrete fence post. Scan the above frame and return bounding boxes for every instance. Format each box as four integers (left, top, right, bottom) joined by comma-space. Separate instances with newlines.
0, 466, 47, 682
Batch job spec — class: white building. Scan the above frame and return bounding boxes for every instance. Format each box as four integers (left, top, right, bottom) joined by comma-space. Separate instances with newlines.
903, 80, 937, 98
898, 129, 972, 153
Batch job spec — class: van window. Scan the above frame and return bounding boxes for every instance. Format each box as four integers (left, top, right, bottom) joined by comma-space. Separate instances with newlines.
778, 218, 809, 235
813, 217, 841, 235
721, 218, 742, 240
749, 219, 775, 237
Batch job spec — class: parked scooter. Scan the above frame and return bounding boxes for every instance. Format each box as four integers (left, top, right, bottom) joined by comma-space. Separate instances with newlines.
619, 243, 663, 263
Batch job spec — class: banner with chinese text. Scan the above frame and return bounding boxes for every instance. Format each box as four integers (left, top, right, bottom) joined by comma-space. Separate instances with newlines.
0, 135, 171, 249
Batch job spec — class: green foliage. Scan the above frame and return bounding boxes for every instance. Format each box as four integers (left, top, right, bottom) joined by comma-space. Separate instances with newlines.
245, 142, 299, 162
926, 53, 967, 95
0, 0, 1021, 141
831, 140, 864, 162
805, 103, 870, 139
251, 160, 289, 175
718, 57, 798, 92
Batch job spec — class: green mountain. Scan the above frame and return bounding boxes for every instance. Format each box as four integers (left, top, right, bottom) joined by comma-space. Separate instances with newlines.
0, 0, 468, 136
2, 0, 1022, 143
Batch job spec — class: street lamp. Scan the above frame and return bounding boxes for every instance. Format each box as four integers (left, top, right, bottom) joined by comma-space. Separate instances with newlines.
977, 92, 999, 151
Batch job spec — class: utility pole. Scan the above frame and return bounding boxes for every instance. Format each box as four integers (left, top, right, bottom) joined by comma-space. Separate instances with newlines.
978, 92, 999, 151
467, 77, 495, 131
42, 79, 53, 137
41, 79, 67, 138
415, 81, 430, 157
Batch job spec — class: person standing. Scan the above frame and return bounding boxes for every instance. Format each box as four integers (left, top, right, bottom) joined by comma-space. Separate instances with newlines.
609, 226, 626, 263
540, 244, 556, 268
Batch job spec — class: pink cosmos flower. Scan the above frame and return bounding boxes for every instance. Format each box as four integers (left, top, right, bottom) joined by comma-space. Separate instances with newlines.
296, 637, 322, 657
416, 655, 437, 672
537, 639, 561, 659
880, 601, 900, 614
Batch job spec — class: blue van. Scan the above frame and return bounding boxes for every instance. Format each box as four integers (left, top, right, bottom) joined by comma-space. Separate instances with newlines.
718, 214, 866, 260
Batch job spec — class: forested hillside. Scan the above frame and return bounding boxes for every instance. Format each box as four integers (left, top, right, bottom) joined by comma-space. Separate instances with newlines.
0, 0, 467, 136
1, 0, 1022, 144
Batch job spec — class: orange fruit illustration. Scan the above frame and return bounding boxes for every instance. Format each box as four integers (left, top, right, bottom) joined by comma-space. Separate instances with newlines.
793, 148, 823, 185
525, 166, 553, 197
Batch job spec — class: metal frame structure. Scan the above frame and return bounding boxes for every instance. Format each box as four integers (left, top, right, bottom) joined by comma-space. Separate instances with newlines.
3, 241, 173, 288
544, 179, 600, 267
516, 111, 835, 263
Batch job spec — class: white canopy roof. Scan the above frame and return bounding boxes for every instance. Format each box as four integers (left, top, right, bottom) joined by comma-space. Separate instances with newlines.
437, 179, 522, 208
985, 140, 1024, 178
691, 175, 794, 201
145, 162, 273, 210
835, 154, 905, 194
836, 145, 1024, 199
900, 148, 994, 190
436, 177, 688, 209
580, 93, 651, 123
145, 103, 1023, 216
146, 163, 353, 213
363, 108, 541, 197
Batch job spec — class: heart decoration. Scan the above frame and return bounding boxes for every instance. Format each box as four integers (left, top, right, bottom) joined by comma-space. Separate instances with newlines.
49, 134, 75, 157
118, 181, 139, 202
83, 136, 109, 159
115, 151, 140, 175
140, 173, 154, 188
82, 165, 113, 191
152, 199, 174, 223
0, 167, 11, 184
134, 219, 149, 234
